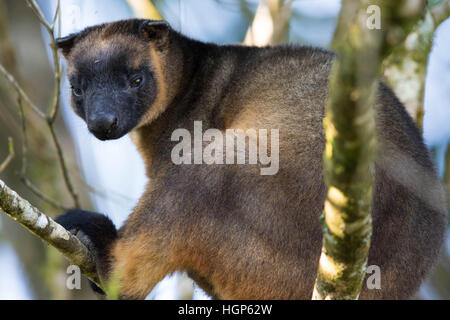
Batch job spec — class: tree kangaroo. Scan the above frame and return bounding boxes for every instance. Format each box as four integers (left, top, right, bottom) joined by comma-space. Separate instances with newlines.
55, 19, 447, 299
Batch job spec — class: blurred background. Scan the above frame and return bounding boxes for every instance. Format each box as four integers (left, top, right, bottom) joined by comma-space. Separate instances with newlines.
0, 0, 448, 299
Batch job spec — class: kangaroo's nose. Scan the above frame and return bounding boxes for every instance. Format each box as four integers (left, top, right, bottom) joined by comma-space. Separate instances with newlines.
87, 113, 118, 140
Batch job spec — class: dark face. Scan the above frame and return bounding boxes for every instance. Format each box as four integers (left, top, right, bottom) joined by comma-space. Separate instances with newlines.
57, 19, 170, 140
68, 49, 156, 140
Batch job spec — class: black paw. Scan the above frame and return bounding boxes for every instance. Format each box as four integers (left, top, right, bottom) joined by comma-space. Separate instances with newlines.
55, 209, 117, 255
55, 209, 118, 296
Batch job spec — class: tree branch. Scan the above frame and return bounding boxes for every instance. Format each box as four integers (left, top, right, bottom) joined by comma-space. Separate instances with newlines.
430, 0, 450, 26
243, 0, 293, 46
126, 0, 163, 20
312, 0, 427, 300
0, 178, 101, 288
382, 0, 450, 131
382, 10, 433, 130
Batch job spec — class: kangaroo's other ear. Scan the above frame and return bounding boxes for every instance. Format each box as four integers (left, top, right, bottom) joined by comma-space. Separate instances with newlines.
56, 32, 80, 57
138, 20, 171, 49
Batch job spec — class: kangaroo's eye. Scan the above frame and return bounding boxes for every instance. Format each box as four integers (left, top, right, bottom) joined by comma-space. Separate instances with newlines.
130, 75, 143, 88
72, 87, 83, 97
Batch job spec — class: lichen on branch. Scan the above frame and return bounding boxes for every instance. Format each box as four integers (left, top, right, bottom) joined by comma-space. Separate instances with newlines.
383, 0, 450, 130
312, 0, 427, 300
0, 178, 101, 288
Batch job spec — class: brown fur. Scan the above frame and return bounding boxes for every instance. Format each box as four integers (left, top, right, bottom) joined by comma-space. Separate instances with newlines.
59, 19, 447, 299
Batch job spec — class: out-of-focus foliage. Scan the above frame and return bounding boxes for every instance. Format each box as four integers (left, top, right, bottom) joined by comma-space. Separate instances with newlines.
429, 0, 447, 8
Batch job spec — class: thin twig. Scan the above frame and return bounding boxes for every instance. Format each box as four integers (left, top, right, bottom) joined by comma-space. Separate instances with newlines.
47, 120, 80, 208
50, 0, 60, 30
14, 76, 71, 210
20, 176, 71, 211
0, 137, 15, 173
16, 95, 27, 177
25, 0, 53, 34
25, 0, 80, 208
76, 172, 136, 203
25, 0, 61, 122
0, 64, 46, 119
46, 3, 62, 123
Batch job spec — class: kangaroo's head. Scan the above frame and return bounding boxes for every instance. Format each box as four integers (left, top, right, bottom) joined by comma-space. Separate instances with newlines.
56, 19, 177, 140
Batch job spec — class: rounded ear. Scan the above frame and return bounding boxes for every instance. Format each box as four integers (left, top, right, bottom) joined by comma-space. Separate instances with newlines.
138, 20, 171, 47
56, 32, 80, 57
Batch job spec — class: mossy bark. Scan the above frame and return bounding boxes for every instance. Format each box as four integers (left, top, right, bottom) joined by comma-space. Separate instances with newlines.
312, 0, 427, 300
383, 0, 450, 131
0, 178, 101, 289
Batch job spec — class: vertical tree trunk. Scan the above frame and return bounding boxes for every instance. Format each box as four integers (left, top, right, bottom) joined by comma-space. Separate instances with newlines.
312, 0, 427, 300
